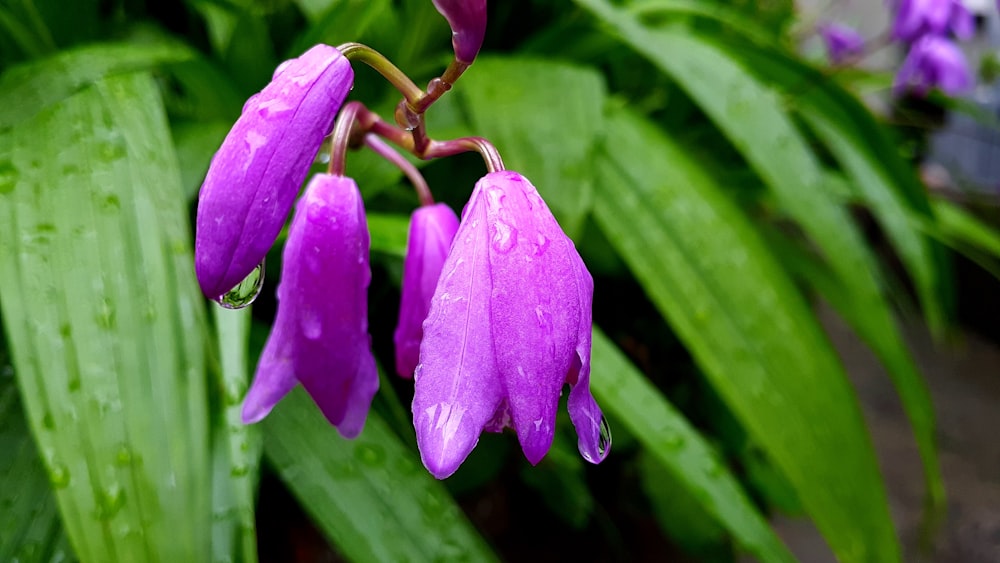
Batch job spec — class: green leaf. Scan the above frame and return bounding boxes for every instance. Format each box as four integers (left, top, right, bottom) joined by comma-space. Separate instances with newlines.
0, 41, 196, 129
210, 307, 261, 563
591, 104, 898, 561
0, 68, 214, 559
262, 388, 498, 562
0, 380, 76, 562
590, 328, 792, 562
366, 212, 411, 259
454, 56, 607, 237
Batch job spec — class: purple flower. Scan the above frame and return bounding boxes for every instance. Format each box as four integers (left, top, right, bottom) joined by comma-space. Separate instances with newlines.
818, 22, 865, 64
195, 44, 353, 301
394, 204, 460, 379
241, 174, 378, 438
894, 35, 972, 96
412, 171, 608, 479
891, 0, 974, 42
432, 0, 487, 64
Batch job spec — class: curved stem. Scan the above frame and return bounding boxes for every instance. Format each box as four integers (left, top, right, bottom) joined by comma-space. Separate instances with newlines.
328, 101, 365, 175
364, 134, 434, 206
337, 42, 424, 104
426, 137, 505, 173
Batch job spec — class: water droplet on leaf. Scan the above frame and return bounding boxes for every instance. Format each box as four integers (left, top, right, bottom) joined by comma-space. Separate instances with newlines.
217, 261, 265, 309
48, 463, 70, 488
0, 161, 19, 194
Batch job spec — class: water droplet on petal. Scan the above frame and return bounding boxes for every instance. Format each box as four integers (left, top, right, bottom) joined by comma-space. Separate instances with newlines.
217, 261, 265, 309
491, 221, 516, 253
598, 416, 612, 457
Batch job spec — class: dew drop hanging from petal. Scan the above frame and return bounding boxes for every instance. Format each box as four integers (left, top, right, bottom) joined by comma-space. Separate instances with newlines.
598, 416, 612, 458
217, 260, 265, 309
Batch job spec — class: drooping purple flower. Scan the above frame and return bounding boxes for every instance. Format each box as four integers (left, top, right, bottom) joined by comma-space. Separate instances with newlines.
241, 174, 378, 438
412, 171, 608, 479
818, 22, 865, 64
394, 204, 460, 379
894, 35, 972, 96
195, 44, 353, 301
432, 0, 487, 64
891, 0, 974, 42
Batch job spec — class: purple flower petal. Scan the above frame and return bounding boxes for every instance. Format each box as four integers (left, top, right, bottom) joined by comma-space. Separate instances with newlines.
432, 0, 487, 64
412, 189, 504, 479
818, 22, 865, 64
891, 0, 974, 42
894, 35, 972, 97
195, 44, 353, 301
413, 171, 607, 478
241, 174, 378, 439
394, 204, 460, 378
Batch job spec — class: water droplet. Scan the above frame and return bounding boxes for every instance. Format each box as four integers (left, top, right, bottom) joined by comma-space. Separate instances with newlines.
42, 412, 55, 430
217, 261, 265, 309
67, 376, 82, 392
230, 465, 250, 477
95, 298, 116, 329
96, 484, 126, 519
115, 445, 133, 466
356, 444, 384, 467
0, 161, 19, 194
491, 221, 517, 253
662, 432, 684, 450
705, 458, 724, 478
598, 416, 612, 457
47, 463, 70, 489
98, 140, 126, 163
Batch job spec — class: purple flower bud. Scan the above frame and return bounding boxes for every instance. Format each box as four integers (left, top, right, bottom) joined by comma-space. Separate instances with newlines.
241, 174, 378, 438
894, 35, 972, 97
412, 171, 608, 479
891, 0, 974, 42
818, 22, 865, 64
432, 0, 487, 64
195, 44, 353, 301
394, 204, 460, 379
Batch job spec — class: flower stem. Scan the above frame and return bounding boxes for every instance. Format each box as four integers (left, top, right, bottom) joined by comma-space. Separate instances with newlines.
426, 137, 505, 173
337, 42, 424, 104
364, 134, 434, 206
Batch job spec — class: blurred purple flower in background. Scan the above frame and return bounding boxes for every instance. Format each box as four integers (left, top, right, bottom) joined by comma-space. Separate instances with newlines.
412, 171, 608, 479
242, 174, 379, 438
819, 22, 866, 64
194, 44, 353, 302
394, 203, 460, 379
890, 0, 974, 42
894, 34, 972, 96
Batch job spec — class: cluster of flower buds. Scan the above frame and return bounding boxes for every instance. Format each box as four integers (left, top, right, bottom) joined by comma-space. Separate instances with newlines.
818, 0, 975, 97
194, 2, 610, 479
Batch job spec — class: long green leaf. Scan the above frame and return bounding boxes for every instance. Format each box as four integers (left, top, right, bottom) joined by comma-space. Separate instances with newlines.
0, 64, 212, 559
263, 388, 498, 562
590, 328, 794, 562
0, 41, 196, 130
210, 307, 261, 563
0, 380, 76, 562
577, 0, 945, 523
591, 105, 898, 561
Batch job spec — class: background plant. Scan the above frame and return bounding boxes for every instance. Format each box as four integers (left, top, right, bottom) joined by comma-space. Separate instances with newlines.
2, 0, 1000, 561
